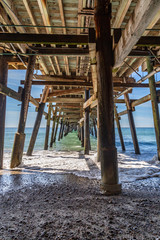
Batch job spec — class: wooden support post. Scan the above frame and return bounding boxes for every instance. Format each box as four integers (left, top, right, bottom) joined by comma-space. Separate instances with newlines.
44, 103, 52, 150
93, 118, 97, 138
114, 105, 125, 151
58, 119, 63, 141
77, 124, 81, 140
95, 0, 121, 195
0, 56, 8, 169
53, 115, 60, 142
11, 55, 36, 168
50, 109, 57, 147
147, 57, 160, 160
84, 89, 90, 154
27, 103, 45, 156
60, 121, 64, 139
81, 125, 84, 147
124, 93, 140, 154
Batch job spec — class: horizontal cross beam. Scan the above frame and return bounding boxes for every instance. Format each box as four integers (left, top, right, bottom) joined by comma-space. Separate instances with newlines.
0, 33, 89, 45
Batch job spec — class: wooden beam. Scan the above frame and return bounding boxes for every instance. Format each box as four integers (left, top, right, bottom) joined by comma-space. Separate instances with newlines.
114, 83, 160, 88
27, 47, 89, 56
0, 33, 88, 45
21, 80, 93, 87
48, 88, 85, 97
27, 103, 45, 156
124, 93, 140, 154
114, 105, 125, 151
0, 83, 21, 101
114, 0, 160, 68
44, 97, 85, 104
83, 93, 97, 109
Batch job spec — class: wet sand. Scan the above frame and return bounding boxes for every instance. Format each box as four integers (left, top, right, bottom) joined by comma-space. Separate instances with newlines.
0, 151, 160, 239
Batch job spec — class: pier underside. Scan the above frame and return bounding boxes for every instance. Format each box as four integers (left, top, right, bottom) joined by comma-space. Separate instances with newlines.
0, 0, 160, 197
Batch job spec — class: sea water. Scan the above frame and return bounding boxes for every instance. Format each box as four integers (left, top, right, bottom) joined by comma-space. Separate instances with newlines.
4, 128, 157, 161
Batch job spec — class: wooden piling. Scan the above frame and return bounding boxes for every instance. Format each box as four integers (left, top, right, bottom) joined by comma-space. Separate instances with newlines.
44, 103, 52, 150
93, 118, 97, 138
81, 125, 84, 147
27, 103, 45, 156
60, 122, 64, 139
11, 55, 36, 168
50, 108, 57, 147
53, 115, 61, 142
58, 119, 63, 141
95, 0, 121, 195
84, 89, 90, 154
124, 93, 140, 154
0, 56, 8, 169
147, 57, 160, 160
114, 105, 125, 151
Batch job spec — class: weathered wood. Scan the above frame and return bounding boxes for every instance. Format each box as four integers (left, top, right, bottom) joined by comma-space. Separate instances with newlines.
44, 103, 52, 150
114, 105, 125, 151
147, 57, 160, 160
124, 93, 140, 154
27, 103, 45, 156
0, 56, 8, 169
11, 55, 36, 168
0, 83, 21, 101
84, 89, 90, 154
95, 0, 121, 195
114, 0, 160, 68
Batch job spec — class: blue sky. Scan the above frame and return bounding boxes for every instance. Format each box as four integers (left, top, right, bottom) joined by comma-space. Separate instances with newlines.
5, 68, 160, 128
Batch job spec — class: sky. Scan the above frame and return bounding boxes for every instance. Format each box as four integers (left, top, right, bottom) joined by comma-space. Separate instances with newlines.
4, 68, 160, 128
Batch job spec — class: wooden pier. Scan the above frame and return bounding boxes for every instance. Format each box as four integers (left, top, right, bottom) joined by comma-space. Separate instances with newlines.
0, 0, 160, 195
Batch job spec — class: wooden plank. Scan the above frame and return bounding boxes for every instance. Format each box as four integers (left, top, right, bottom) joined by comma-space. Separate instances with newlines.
114, 0, 160, 68
112, 0, 132, 28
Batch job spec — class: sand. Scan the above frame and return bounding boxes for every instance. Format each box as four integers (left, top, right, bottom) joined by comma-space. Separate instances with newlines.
0, 150, 160, 239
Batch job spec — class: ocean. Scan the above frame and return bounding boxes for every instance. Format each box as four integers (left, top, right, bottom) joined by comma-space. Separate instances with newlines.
4, 127, 157, 161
